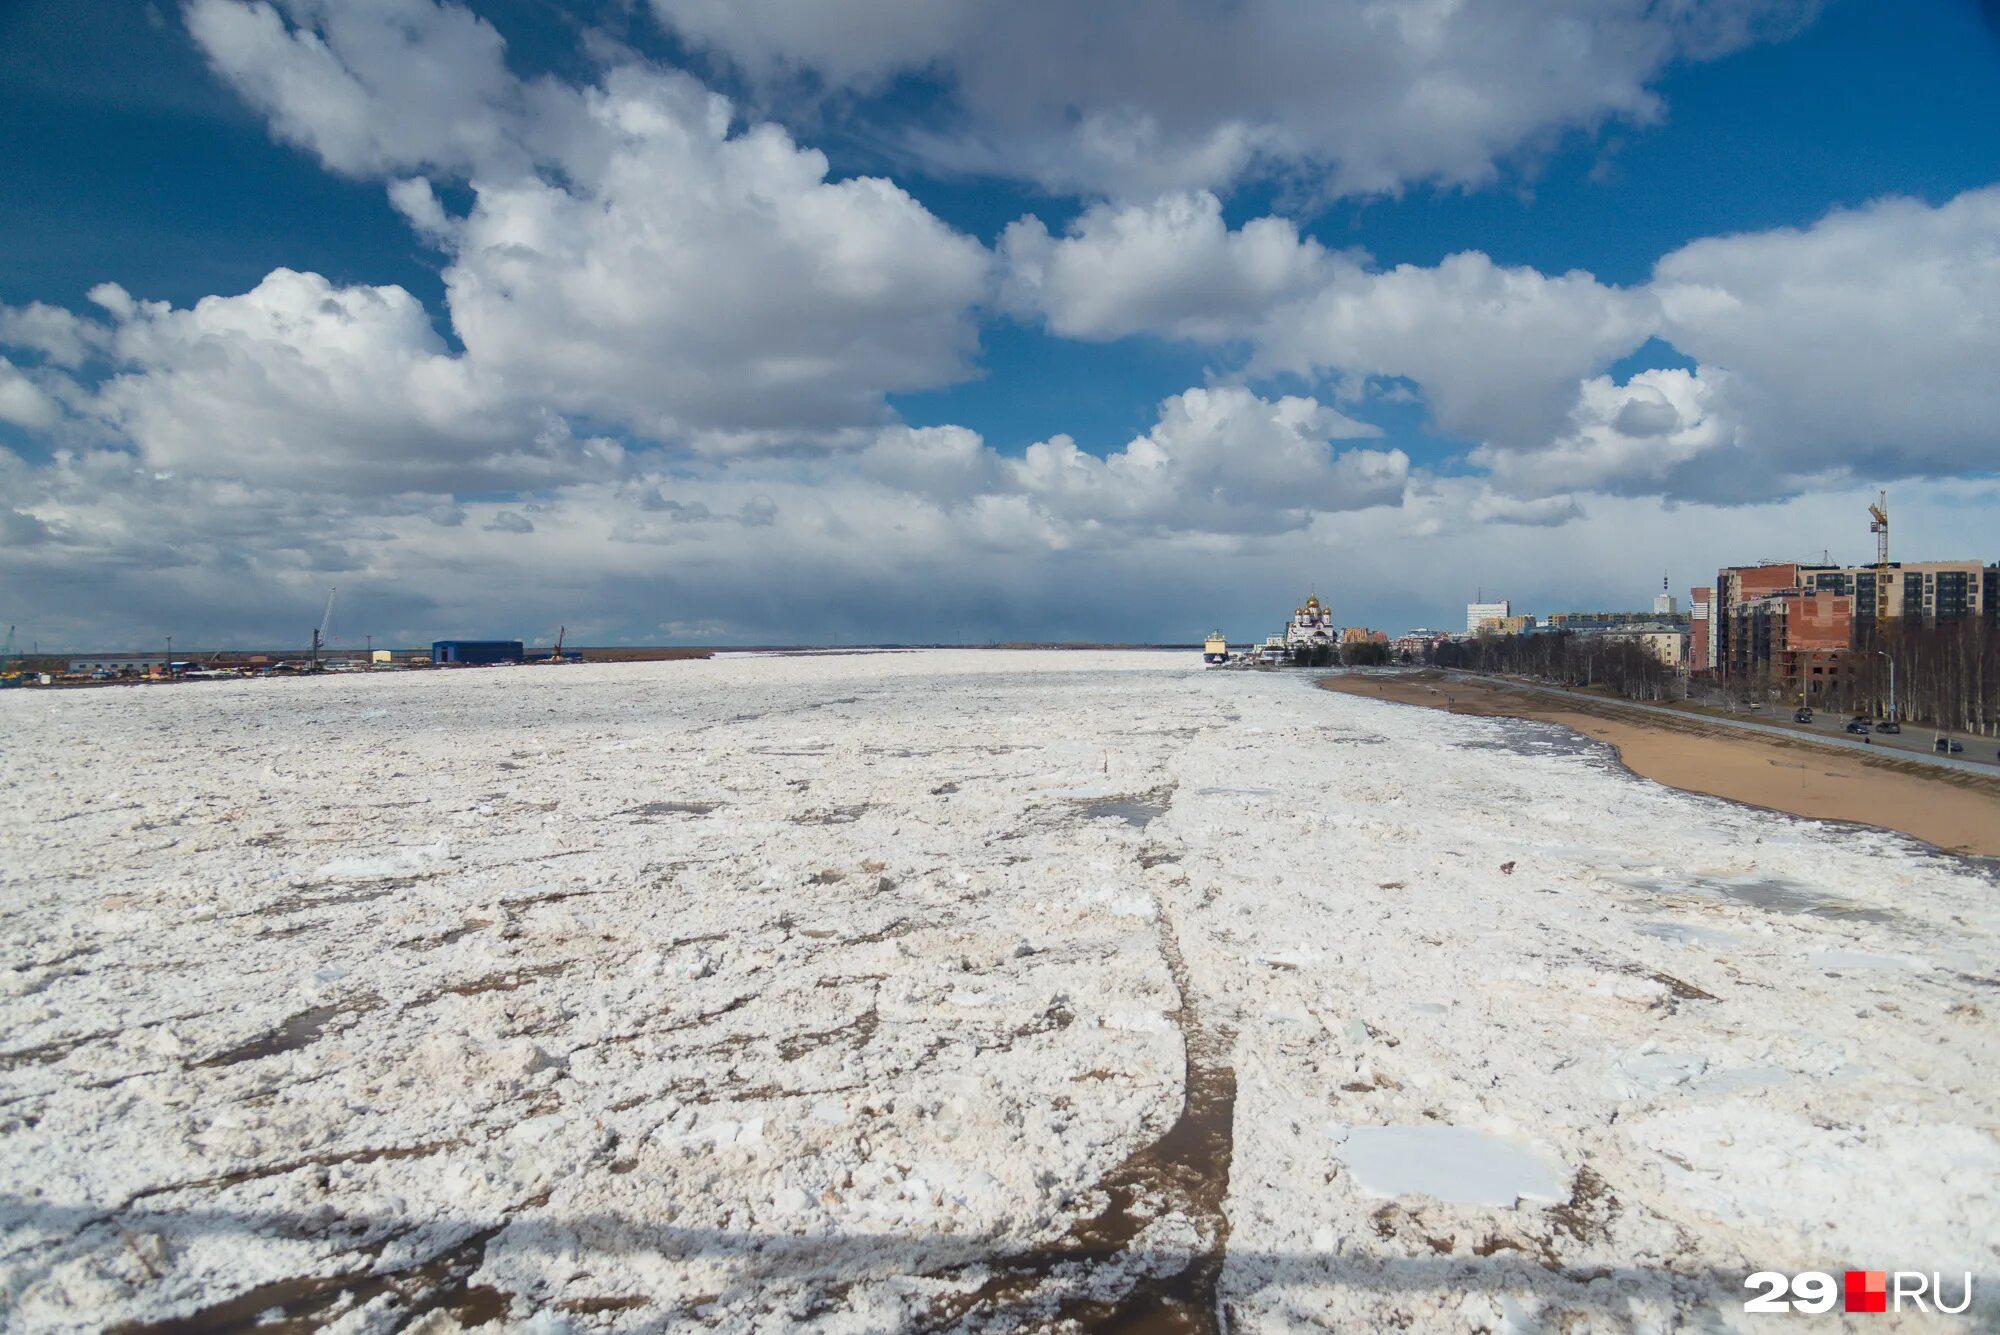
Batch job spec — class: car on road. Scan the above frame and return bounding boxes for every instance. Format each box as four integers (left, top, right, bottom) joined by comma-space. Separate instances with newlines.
1845, 720, 1871, 734
1935, 736, 1964, 753
1793, 708, 1813, 723
1876, 720, 1901, 734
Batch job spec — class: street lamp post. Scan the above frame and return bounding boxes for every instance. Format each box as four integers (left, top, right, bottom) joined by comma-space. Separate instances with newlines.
1874, 648, 1896, 723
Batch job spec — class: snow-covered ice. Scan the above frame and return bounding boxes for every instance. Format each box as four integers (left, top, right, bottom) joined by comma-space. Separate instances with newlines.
1, 650, 1996, 1331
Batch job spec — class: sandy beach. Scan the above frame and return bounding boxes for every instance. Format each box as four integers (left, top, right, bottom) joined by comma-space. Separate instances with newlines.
1320, 671, 2000, 860
3, 651, 1996, 1331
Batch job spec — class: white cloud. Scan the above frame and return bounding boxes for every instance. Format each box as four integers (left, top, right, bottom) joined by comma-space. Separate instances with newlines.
182, 0, 527, 177
1000, 192, 1334, 341
651, 0, 1819, 198
1001, 199, 1657, 449
0, 358, 63, 430
1254, 251, 1659, 447
1470, 368, 1727, 500
1458, 186, 2000, 503
1000, 185, 2000, 504
1005, 386, 1401, 537
1652, 186, 2000, 482
77, 270, 609, 494
423, 68, 991, 440
187, 0, 993, 447
10, 437, 1991, 650
861, 386, 1400, 537
857, 424, 1006, 504
0, 302, 106, 369
1465, 490, 1586, 528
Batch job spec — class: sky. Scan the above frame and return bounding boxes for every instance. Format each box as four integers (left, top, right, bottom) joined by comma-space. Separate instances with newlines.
2, 0, 1998, 649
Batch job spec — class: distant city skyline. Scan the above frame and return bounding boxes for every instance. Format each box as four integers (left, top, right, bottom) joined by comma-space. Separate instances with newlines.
2, 1, 1997, 648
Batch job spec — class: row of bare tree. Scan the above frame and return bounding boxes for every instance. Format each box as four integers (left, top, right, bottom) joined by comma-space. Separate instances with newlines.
1799, 621, 2000, 736
1425, 631, 1679, 701
1423, 620, 2000, 736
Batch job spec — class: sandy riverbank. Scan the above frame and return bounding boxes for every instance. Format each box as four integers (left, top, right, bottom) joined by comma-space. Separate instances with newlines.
1321, 671, 2000, 858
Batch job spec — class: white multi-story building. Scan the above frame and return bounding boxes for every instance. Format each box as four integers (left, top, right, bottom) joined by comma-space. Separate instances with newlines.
1466, 600, 1510, 634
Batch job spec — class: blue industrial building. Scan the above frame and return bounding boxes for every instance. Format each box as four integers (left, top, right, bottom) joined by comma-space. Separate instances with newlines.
432, 640, 524, 665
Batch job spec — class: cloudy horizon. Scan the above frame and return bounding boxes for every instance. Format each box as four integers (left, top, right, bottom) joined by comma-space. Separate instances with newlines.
3, 0, 1998, 650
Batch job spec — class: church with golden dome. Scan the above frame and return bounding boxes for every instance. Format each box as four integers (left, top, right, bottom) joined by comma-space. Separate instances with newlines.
1284, 592, 1338, 663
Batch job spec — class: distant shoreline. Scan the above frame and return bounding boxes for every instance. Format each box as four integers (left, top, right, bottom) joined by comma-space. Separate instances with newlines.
1319, 671, 2000, 859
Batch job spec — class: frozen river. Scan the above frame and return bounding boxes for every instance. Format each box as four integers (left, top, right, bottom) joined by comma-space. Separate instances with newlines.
1, 651, 1995, 1331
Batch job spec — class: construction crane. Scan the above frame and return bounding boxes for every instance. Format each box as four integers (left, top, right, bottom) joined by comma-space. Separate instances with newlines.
1868, 492, 1890, 628
0, 625, 21, 687
549, 625, 566, 664
310, 587, 336, 669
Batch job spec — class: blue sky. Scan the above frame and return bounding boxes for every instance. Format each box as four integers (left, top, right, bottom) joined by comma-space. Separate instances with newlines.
2, 1, 1998, 647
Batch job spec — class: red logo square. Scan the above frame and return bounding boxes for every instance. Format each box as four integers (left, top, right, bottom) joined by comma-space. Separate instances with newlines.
1845, 1271, 1887, 1313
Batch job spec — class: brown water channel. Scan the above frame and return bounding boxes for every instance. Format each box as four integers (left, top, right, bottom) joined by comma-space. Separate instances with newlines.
924, 913, 1236, 1333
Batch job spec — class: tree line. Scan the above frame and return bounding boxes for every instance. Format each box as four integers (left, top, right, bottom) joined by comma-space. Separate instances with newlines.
1836, 620, 1999, 736
1424, 620, 1999, 737
1425, 630, 1679, 701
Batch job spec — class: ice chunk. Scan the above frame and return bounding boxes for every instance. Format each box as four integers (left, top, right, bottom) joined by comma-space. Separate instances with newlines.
1807, 950, 1913, 971
1609, 1049, 1707, 1098
1329, 1125, 1568, 1206
311, 839, 451, 881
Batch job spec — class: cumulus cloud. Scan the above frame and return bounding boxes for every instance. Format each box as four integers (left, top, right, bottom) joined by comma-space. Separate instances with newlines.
1001, 198, 1657, 448
1007, 387, 1402, 536
182, 0, 528, 178
422, 68, 990, 439
0, 302, 106, 369
861, 387, 1401, 536
186, 0, 992, 447
1000, 184, 2000, 503
1463, 187, 2000, 503
1254, 252, 1659, 447
652, 0, 1820, 198
33, 270, 613, 494
1000, 192, 1334, 341
1471, 368, 1727, 500
857, 425, 1007, 504
0, 358, 63, 430
1652, 186, 2000, 482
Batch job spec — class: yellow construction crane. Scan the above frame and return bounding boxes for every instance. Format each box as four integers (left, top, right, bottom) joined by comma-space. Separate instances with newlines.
1868, 492, 1890, 627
